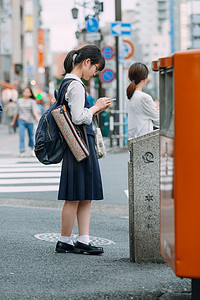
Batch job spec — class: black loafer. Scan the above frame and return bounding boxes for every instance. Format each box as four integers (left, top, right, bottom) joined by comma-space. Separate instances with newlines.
74, 241, 104, 255
55, 241, 75, 253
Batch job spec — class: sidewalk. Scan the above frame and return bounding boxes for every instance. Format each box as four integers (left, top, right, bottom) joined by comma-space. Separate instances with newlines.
0, 123, 192, 299
0, 123, 127, 158
0, 123, 19, 157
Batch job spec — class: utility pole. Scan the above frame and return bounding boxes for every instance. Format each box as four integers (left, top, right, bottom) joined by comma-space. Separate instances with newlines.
115, 0, 121, 145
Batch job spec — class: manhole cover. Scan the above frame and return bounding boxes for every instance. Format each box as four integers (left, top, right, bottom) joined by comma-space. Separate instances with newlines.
34, 233, 116, 245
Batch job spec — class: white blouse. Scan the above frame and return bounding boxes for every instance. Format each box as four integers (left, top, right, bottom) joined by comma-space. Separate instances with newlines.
128, 90, 159, 138
64, 74, 93, 125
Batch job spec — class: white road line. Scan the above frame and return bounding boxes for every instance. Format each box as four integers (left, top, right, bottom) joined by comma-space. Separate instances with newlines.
0, 163, 61, 168
0, 172, 60, 178
0, 158, 37, 164
0, 167, 61, 172
0, 159, 61, 193
0, 185, 59, 193
0, 178, 60, 184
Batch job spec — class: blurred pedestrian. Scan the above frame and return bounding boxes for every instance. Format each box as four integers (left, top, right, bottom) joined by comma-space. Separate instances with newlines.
36, 95, 46, 118
86, 86, 95, 107
5, 99, 17, 133
127, 62, 159, 138
11, 87, 39, 157
55, 45, 111, 255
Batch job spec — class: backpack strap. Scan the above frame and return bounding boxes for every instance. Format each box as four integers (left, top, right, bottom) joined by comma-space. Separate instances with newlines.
60, 80, 74, 106
59, 79, 90, 151
57, 78, 76, 105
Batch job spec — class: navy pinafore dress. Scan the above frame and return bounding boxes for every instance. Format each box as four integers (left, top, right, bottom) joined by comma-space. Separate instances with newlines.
58, 79, 103, 201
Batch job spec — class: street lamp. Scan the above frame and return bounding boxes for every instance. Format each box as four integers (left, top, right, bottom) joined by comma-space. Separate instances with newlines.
71, 7, 79, 19
71, 1, 103, 22
75, 30, 80, 39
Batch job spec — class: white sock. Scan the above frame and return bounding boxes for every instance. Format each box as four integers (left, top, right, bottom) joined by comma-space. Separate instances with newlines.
78, 234, 90, 245
59, 235, 74, 246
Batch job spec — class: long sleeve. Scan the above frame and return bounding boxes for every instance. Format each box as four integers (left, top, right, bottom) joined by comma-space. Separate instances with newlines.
65, 81, 93, 125
141, 95, 159, 127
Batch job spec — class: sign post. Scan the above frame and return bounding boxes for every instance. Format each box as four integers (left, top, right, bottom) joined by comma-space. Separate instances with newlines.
111, 22, 131, 36
101, 46, 115, 60
86, 17, 99, 33
123, 40, 134, 60
113, 0, 121, 146
100, 69, 115, 83
111, 7, 132, 147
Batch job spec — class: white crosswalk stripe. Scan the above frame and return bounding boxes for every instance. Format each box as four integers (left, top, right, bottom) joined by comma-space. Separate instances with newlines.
0, 158, 61, 193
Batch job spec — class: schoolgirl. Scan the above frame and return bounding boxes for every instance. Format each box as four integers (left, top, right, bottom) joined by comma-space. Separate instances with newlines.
55, 45, 111, 255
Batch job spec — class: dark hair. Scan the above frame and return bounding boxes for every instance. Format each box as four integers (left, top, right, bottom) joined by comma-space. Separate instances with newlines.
63, 45, 105, 75
126, 63, 149, 99
24, 87, 36, 99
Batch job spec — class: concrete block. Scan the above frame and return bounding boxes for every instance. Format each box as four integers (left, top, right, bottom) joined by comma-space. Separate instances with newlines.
128, 130, 164, 263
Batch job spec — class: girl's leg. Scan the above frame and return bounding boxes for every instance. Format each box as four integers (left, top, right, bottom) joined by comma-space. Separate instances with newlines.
27, 123, 34, 148
18, 120, 25, 153
77, 200, 91, 236
74, 201, 103, 254
61, 200, 79, 236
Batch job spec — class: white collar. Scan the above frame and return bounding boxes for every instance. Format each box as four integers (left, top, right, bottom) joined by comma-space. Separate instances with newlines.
64, 74, 84, 85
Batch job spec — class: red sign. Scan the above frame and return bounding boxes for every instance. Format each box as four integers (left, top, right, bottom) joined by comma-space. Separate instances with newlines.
101, 46, 115, 60
123, 40, 134, 59
100, 69, 115, 83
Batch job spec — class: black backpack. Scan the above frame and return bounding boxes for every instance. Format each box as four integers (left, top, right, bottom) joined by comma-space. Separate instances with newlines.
34, 78, 75, 165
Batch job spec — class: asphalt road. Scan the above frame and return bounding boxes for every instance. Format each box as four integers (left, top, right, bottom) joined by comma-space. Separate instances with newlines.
0, 125, 191, 299
0, 205, 191, 300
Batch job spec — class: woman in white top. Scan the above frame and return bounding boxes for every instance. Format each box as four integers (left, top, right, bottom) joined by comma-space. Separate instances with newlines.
127, 63, 159, 138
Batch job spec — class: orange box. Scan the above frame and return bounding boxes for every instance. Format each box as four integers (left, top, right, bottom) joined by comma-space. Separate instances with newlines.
152, 49, 200, 278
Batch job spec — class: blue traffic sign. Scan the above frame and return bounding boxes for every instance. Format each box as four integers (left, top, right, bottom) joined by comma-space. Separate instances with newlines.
100, 69, 115, 83
101, 46, 115, 60
86, 17, 99, 33
111, 22, 131, 36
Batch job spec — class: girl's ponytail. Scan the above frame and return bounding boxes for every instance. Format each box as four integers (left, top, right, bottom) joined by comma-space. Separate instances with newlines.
63, 50, 78, 74
126, 81, 136, 100
127, 62, 149, 99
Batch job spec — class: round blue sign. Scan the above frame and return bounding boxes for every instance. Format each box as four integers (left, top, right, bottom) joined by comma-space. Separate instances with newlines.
86, 18, 99, 33
102, 46, 115, 60
100, 69, 115, 83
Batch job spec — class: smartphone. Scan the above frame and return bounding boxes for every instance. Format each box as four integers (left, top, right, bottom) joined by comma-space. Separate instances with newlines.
110, 98, 116, 101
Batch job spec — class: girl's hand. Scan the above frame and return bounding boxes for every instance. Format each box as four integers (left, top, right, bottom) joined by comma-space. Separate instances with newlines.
90, 97, 111, 115
95, 97, 111, 112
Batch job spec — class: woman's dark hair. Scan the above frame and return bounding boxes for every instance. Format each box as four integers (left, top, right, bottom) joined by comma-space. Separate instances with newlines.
63, 45, 105, 75
126, 63, 149, 99
24, 87, 36, 99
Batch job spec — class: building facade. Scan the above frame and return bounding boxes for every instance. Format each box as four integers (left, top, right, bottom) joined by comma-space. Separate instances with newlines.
0, 0, 51, 92
0, 0, 13, 83
189, 0, 200, 48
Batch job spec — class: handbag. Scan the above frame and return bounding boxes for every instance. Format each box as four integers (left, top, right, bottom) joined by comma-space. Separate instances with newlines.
93, 115, 106, 159
51, 86, 90, 163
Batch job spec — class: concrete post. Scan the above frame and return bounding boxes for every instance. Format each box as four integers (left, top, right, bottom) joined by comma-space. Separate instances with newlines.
128, 130, 164, 263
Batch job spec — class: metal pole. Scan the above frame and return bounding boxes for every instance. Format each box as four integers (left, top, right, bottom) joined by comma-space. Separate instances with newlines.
115, 0, 121, 146
118, 36, 124, 148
